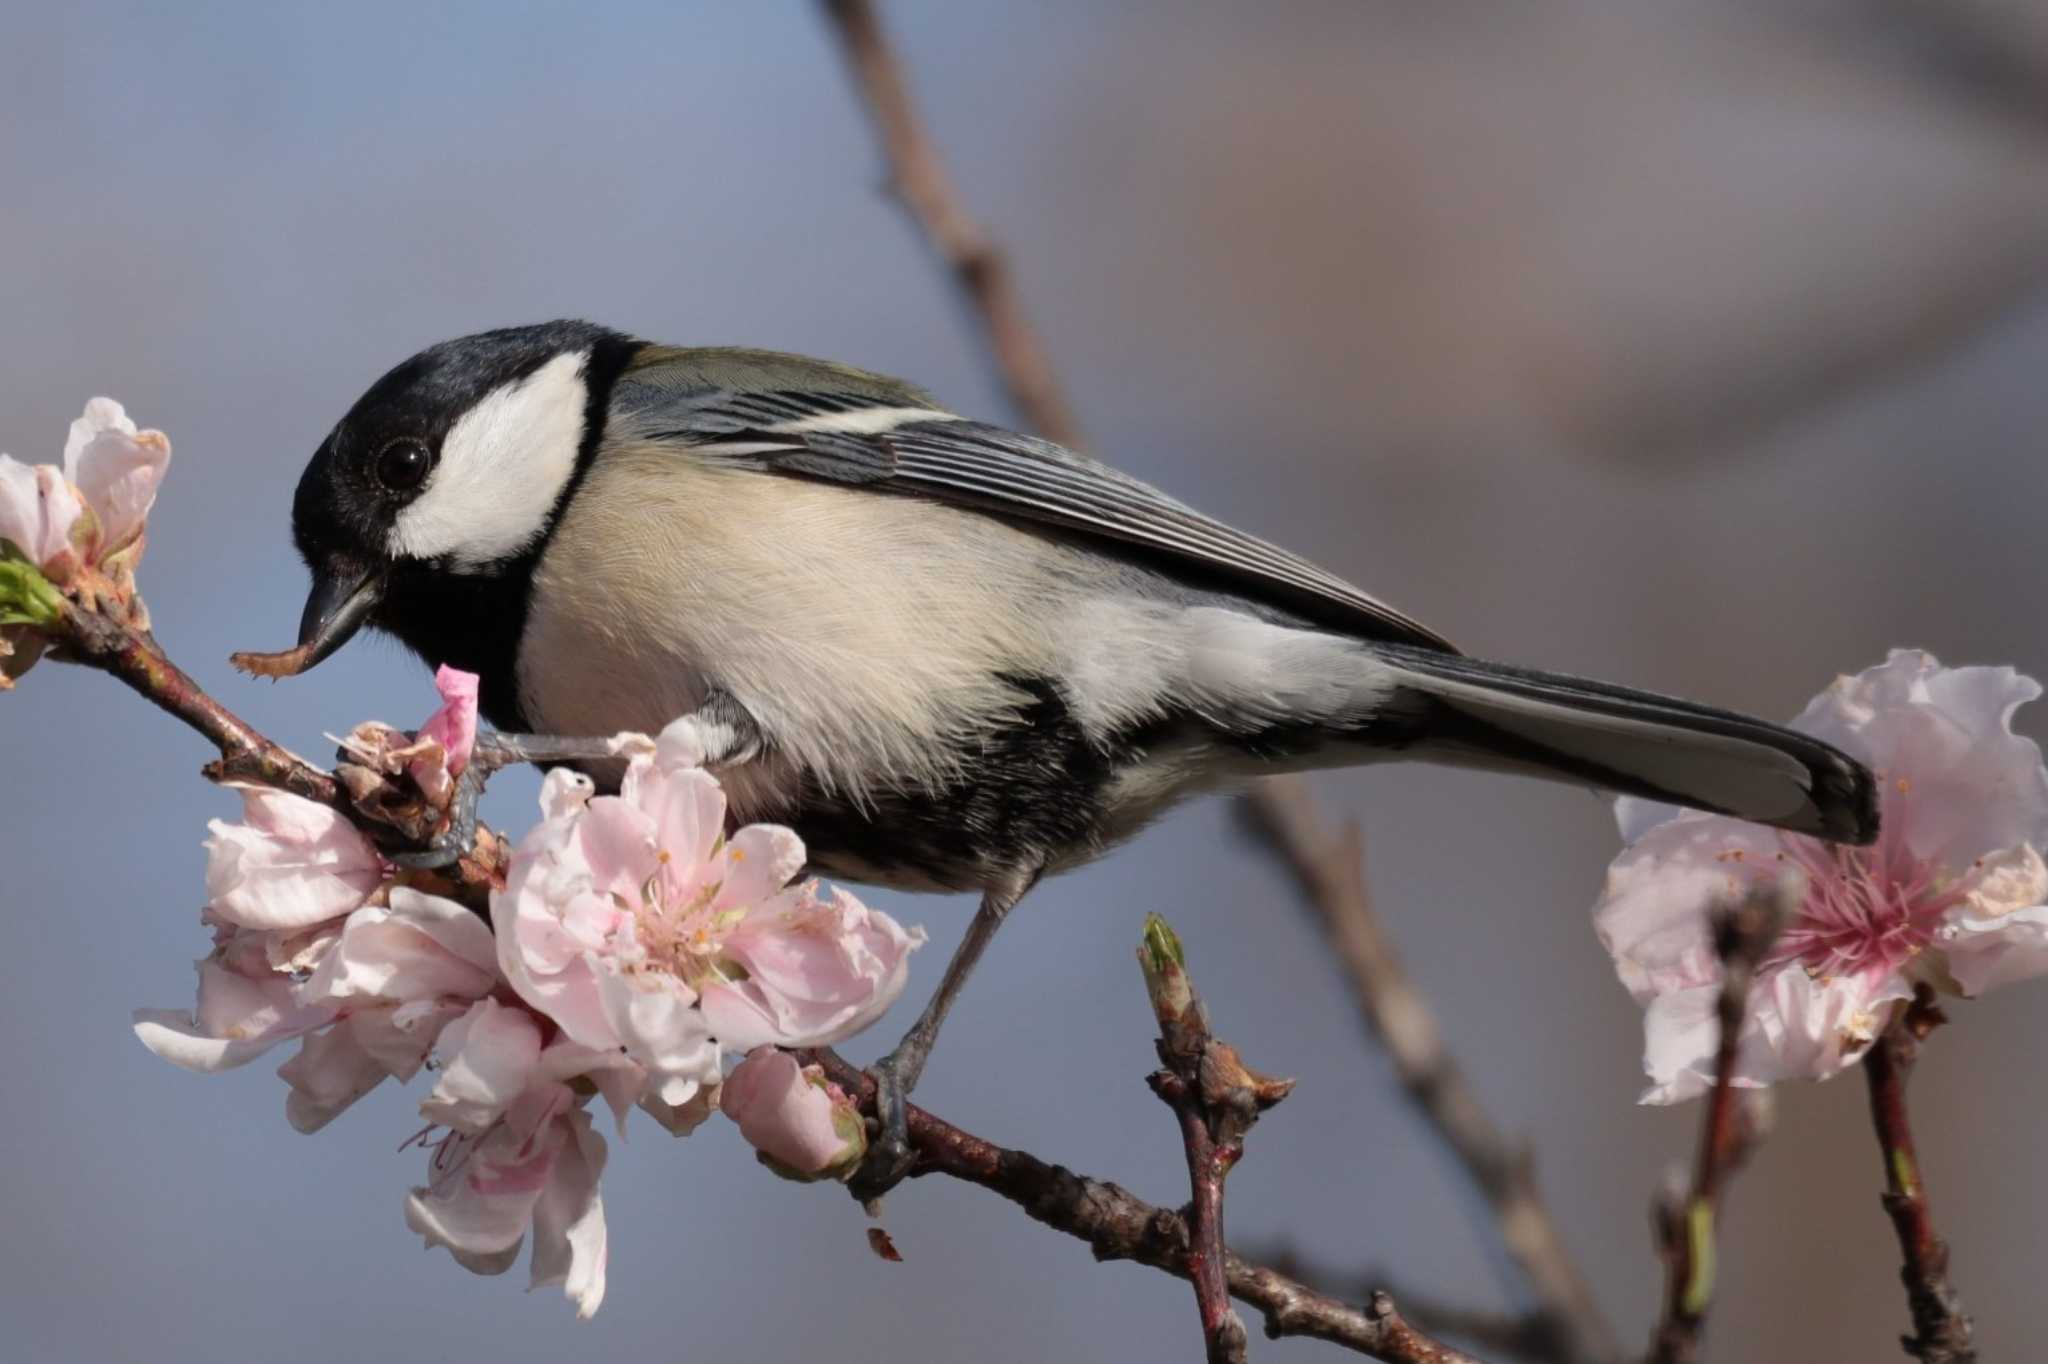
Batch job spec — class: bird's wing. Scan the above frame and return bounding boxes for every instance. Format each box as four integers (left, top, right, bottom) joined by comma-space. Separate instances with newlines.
607, 352, 1456, 652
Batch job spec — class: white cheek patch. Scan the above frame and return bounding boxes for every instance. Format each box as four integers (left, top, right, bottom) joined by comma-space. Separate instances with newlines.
391, 349, 590, 570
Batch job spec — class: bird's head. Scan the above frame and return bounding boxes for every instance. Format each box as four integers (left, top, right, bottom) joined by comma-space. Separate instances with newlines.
277, 320, 630, 675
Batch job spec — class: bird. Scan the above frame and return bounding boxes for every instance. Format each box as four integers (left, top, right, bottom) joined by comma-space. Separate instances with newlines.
264, 319, 1878, 1189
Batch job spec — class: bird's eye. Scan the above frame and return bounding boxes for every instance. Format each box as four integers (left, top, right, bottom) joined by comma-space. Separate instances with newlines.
373, 438, 434, 493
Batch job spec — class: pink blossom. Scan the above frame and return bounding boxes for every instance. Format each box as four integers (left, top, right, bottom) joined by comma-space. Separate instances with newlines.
137, 887, 501, 1132
63, 397, 171, 565
1596, 651, 2048, 1102
720, 1047, 867, 1180
0, 398, 170, 684
0, 456, 83, 577
205, 787, 385, 931
406, 1079, 609, 1319
495, 718, 922, 1118
700, 881, 925, 1051
133, 920, 342, 1073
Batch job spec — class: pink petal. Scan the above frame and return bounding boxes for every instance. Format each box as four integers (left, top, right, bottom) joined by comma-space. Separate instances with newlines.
0, 457, 82, 571
205, 789, 384, 930
422, 1000, 545, 1134
712, 823, 807, 912
406, 1085, 576, 1267
279, 1024, 389, 1133
132, 1008, 293, 1073
527, 1105, 608, 1318
592, 969, 719, 1107
305, 888, 497, 1005
1594, 812, 1793, 1003
63, 398, 169, 561
416, 666, 481, 778
702, 885, 925, 1050
1793, 651, 2048, 870
720, 1047, 864, 1177
194, 953, 333, 1043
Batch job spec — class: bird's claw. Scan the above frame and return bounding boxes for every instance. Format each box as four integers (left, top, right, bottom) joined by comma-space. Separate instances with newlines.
387, 751, 490, 870
847, 1053, 918, 1207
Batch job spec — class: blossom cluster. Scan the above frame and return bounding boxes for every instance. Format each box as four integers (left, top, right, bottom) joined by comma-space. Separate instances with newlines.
0, 398, 171, 684
137, 670, 923, 1316
1596, 650, 2048, 1102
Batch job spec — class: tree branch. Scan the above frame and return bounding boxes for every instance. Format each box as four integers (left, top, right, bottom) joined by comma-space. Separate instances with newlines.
1645, 890, 1782, 1364
1139, 914, 1296, 1363
1251, 1246, 1568, 1362
1863, 986, 1976, 1364
801, 1047, 1485, 1364
50, 598, 505, 902
1237, 779, 1616, 1364
817, 0, 1082, 449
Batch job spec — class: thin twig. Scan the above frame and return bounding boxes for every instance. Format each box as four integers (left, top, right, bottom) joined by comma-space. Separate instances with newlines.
1238, 779, 1616, 1364
1139, 914, 1296, 1363
1646, 890, 1783, 1364
57, 602, 342, 807
1253, 1247, 1564, 1362
51, 600, 505, 901
1863, 986, 1975, 1364
801, 1048, 1486, 1364
817, 0, 1082, 449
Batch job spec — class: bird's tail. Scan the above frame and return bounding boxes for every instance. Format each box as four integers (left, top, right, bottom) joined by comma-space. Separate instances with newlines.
1371, 644, 1878, 844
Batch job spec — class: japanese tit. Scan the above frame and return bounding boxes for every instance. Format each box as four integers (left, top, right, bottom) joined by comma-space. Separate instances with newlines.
278, 319, 1877, 902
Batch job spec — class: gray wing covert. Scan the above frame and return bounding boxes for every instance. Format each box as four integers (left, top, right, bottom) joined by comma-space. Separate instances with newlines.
609, 363, 1456, 652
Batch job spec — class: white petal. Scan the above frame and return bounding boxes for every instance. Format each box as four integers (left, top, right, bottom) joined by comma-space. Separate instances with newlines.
1939, 903, 2048, 996
279, 1024, 389, 1133
527, 1106, 608, 1318
132, 1008, 285, 1072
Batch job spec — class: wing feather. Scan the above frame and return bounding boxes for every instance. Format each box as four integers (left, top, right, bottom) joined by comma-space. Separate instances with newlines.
608, 360, 1455, 651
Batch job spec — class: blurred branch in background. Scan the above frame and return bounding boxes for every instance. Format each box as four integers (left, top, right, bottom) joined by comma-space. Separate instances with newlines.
1767, 0, 2048, 134
1645, 891, 1783, 1364
1238, 786, 1614, 1364
1863, 988, 1977, 1364
817, 0, 1080, 449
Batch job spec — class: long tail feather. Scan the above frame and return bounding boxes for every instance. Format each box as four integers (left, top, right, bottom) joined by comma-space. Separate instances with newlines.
1375, 645, 1878, 844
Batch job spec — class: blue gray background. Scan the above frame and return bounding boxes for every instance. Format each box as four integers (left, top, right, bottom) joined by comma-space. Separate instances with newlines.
4, 2, 2048, 1360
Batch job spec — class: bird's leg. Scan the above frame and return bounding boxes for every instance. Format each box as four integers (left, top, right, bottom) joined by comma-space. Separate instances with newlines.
391, 701, 764, 870
849, 875, 1033, 1204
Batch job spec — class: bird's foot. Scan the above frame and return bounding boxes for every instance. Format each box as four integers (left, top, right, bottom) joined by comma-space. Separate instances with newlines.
846, 1042, 930, 1207
387, 755, 489, 870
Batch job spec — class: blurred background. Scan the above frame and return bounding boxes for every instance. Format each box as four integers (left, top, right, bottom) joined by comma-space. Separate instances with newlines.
4, 1, 2047, 1359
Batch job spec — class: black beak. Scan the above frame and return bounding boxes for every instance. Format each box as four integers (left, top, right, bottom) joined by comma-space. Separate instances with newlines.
294, 562, 385, 672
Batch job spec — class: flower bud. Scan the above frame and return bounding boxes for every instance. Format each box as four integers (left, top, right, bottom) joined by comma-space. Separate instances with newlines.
720, 1047, 867, 1181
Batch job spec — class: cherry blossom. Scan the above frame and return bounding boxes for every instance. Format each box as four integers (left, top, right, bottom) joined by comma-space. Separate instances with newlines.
0, 397, 170, 682
204, 787, 386, 931
494, 717, 924, 1120
1596, 650, 2048, 1102
406, 1074, 609, 1319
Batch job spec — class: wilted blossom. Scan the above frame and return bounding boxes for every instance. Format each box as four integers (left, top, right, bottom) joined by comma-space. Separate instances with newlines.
494, 716, 924, 1125
0, 397, 171, 682
336, 664, 480, 809
721, 1046, 867, 1181
1596, 651, 2048, 1103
